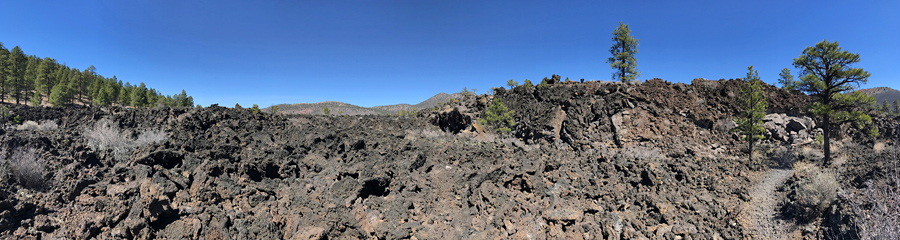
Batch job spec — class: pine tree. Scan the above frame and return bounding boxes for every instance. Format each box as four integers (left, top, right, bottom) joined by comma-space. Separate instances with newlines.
0, 42, 6, 102
477, 97, 516, 134
31, 91, 41, 106
6, 46, 27, 104
882, 100, 891, 113
36, 57, 56, 99
93, 84, 112, 107
23, 55, 39, 105
131, 82, 148, 107
793, 40, 875, 164
89, 78, 103, 103
777, 68, 798, 91
178, 90, 193, 107
145, 88, 158, 107
174, 89, 189, 107
53, 66, 67, 101
323, 107, 330, 115
894, 100, 900, 114
49, 79, 68, 107
119, 83, 131, 107
734, 66, 768, 161
506, 79, 519, 89
81, 66, 96, 105
251, 104, 261, 114
107, 78, 120, 104
607, 22, 640, 83
67, 69, 80, 104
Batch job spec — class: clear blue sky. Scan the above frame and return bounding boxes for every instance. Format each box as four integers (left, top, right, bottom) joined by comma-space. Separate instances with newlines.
2, 1, 898, 107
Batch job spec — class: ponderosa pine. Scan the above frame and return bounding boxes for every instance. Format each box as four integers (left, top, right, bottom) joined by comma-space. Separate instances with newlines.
793, 40, 876, 164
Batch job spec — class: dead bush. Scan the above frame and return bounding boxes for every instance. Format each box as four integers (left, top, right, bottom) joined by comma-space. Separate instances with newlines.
619, 145, 661, 160
134, 128, 167, 146
84, 119, 167, 161
714, 118, 736, 133
850, 149, 900, 240
39, 120, 58, 130
771, 145, 798, 168
15, 121, 39, 131
1, 147, 46, 188
14, 120, 58, 131
786, 162, 839, 222
84, 119, 133, 161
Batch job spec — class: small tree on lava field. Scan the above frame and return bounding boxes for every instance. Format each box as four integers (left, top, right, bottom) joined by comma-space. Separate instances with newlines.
477, 97, 515, 134
734, 66, 767, 161
607, 22, 640, 83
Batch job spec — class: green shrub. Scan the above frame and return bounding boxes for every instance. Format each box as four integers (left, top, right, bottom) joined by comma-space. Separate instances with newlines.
477, 98, 515, 134
523, 79, 533, 87
461, 87, 474, 97
251, 104, 261, 114
506, 79, 519, 88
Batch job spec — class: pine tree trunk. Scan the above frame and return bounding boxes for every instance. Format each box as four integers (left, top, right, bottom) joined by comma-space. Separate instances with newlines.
749, 139, 754, 162
14, 79, 19, 105
823, 115, 831, 165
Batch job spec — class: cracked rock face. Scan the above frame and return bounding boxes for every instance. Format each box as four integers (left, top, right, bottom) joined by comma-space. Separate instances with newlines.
0, 79, 893, 239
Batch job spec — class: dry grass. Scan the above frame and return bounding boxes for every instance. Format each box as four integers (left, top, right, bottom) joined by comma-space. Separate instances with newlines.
14, 120, 58, 131
771, 145, 797, 168
0, 147, 46, 188
799, 146, 824, 161
872, 141, 886, 153
84, 118, 167, 161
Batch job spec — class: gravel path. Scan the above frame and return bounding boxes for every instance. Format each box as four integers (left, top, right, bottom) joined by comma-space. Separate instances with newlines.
740, 169, 794, 240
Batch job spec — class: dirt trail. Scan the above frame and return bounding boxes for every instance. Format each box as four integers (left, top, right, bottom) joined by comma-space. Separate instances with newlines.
740, 169, 795, 239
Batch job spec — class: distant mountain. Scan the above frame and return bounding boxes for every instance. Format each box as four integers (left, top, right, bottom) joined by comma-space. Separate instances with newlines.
370, 92, 462, 113
857, 87, 900, 105
269, 92, 463, 115
268, 101, 379, 115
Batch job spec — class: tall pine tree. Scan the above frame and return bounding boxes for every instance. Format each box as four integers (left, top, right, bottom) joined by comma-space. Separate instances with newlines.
734, 66, 768, 161
49, 76, 69, 107
894, 100, 900, 115
68, 69, 80, 105
35, 57, 57, 104
607, 22, 640, 83
131, 82, 148, 107
22, 55, 39, 105
6, 46, 27, 104
793, 40, 875, 164
119, 82, 131, 107
0, 42, 7, 102
93, 84, 112, 107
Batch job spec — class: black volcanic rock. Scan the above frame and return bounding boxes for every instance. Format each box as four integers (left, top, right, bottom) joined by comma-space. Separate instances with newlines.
0, 79, 895, 239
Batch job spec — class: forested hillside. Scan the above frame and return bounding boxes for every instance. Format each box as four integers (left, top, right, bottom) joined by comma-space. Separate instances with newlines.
0, 42, 193, 108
